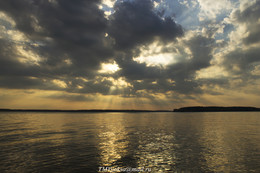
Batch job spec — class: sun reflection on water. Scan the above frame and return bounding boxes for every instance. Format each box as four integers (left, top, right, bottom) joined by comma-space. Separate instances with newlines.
0, 112, 259, 172
136, 132, 176, 172
97, 114, 129, 167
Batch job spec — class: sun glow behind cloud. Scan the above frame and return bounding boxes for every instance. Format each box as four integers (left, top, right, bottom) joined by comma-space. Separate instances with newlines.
0, 0, 260, 110
99, 62, 120, 74
133, 41, 177, 67
133, 53, 176, 67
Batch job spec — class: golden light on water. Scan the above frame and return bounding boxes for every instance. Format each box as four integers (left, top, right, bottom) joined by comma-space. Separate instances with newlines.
0, 0, 260, 172
136, 132, 175, 172
97, 114, 129, 167
1, 112, 259, 172
0, 0, 259, 111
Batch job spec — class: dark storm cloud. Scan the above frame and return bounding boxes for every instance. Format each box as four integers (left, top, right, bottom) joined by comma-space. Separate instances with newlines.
185, 35, 215, 69
116, 57, 165, 80
0, 39, 66, 90
224, 47, 260, 76
0, 76, 59, 90
105, 0, 190, 95
0, 0, 220, 97
0, 0, 107, 43
0, 39, 41, 77
115, 34, 216, 95
165, 35, 216, 94
0, 0, 117, 92
0, 0, 111, 72
108, 0, 183, 50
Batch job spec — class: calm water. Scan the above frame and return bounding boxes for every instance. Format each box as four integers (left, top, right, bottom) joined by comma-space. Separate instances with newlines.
0, 112, 259, 173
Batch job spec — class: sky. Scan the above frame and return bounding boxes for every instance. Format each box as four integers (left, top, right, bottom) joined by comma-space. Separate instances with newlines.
0, 0, 260, 110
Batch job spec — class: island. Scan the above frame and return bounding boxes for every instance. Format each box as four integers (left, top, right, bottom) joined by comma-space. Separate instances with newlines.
173, 106, 260, 112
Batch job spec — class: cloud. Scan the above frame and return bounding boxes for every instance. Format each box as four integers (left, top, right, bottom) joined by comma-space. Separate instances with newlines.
223, 1, 260, 76
0, 0, 183, 91
0, 0, 112, 73
0, 39, 42, 77
0, 0, 259, 108
235, 0, 260, 45
197, 0, 233, 20
44, 93, 95, 102
164, 34, 217, 93
224, 47, 260, 76
108, 0, 183, 50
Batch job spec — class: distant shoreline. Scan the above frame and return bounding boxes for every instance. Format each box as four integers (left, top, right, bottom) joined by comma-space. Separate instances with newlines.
173, 106, 260, 112
0, 109, 171, 113
1, 106, 260, 113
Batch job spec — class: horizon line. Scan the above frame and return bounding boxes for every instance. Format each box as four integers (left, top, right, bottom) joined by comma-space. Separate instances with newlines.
0, 108, 172, 113
1, 106, 260, 113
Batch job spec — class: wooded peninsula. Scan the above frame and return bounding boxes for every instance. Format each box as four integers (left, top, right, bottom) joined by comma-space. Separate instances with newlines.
173, 106, 260, 112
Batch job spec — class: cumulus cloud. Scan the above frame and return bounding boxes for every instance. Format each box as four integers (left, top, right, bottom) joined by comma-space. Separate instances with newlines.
223, 0, 260, 77
0, 0, 114, 90
0, 0, 111, 72
108, 0, 183, 50
0, 0, 259, 108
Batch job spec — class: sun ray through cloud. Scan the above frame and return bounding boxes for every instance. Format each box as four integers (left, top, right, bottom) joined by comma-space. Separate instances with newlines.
0, 0, 259, 109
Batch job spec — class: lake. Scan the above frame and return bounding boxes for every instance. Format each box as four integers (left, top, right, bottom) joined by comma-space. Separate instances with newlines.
0, 112, 259, 172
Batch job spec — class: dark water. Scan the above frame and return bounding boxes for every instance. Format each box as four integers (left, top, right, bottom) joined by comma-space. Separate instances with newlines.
0, 112, 259, 173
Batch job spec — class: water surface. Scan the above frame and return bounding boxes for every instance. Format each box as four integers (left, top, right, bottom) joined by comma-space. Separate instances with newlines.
0, 112, 259, 172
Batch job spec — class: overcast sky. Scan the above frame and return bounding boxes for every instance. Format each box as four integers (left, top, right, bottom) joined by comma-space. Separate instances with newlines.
0, 0, 260, 110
